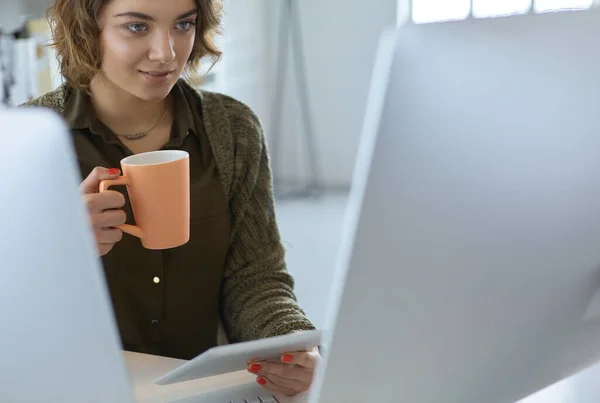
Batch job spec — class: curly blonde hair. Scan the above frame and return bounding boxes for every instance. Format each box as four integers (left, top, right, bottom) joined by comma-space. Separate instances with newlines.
47, 0, 222, 90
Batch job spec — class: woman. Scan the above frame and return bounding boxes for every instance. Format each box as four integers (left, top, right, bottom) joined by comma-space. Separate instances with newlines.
23, 0, 319, 396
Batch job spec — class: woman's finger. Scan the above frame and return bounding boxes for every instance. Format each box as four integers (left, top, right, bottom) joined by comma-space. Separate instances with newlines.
97, 243, 114, 256
85, 191, 126, 213
261, 371, 309, 393
280, 348, 320, 369
95, 228, 123, 244
256, 376, 298, 397
248, 362, 312, 385
92, 209, 127, 229
80, 167, 120, 194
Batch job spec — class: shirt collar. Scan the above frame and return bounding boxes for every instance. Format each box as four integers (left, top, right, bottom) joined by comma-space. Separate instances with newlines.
170, 79, 198, 142
62, 80, 198, 141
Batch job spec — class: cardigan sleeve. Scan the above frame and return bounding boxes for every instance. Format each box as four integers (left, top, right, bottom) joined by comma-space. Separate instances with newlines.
218, 99, 316, 342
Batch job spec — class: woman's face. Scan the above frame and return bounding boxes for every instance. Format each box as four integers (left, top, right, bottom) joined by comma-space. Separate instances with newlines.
96, 0, 198, 101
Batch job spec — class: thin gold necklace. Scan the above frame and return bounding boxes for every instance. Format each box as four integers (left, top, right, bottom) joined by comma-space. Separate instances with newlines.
115, 102, 167, 141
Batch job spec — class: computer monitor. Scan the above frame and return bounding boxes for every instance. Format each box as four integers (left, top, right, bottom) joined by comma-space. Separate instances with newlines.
0, 108, 134, 403
310, 9, 600, 403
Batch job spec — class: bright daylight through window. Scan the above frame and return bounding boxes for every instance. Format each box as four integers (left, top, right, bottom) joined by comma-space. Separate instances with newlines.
409, 0, 593, 23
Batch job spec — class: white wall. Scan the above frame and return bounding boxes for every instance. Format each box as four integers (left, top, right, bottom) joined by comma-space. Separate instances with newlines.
215, 0, 271, 124
0, 0, 27, 32
0, 0, 51, 31
263, 0, 398, 188
25, 0, 52, 18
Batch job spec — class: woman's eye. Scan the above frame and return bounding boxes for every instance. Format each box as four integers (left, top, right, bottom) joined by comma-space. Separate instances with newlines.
175, 21, 195, 30
126, 23, 148, 33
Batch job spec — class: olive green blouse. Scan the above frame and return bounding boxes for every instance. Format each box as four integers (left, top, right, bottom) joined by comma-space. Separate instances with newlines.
22, 79, 315, 360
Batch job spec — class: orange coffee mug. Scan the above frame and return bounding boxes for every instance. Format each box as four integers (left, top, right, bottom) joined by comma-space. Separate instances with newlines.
99, 150, 190, 250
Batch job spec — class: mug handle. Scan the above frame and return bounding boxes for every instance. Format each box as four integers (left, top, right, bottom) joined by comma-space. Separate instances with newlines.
99, 175, 145, 239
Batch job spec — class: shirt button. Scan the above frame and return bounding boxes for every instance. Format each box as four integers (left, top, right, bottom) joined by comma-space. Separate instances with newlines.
151, 320, 159, 326
153, 277, 160, 284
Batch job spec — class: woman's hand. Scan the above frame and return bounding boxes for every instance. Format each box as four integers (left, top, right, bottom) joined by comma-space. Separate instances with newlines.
247, 347, 320, 396
79, 167, 127, 256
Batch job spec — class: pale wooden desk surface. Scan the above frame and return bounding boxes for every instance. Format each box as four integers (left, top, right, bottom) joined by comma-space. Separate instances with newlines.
124, 351, 256, 403
125, 351, 600, 403
517, 360, 600, 403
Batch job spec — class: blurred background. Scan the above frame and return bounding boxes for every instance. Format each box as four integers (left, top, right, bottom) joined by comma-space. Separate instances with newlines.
0, 0, 597, 329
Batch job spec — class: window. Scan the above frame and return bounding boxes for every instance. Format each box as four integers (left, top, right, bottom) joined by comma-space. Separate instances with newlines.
535, 0, 593, 12
408, 0, 595, 23
473, 0, 531, 18
412, 0, 470, 24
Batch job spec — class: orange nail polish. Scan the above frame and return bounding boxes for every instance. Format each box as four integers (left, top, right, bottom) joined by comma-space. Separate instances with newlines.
107, 168, 119, 175
282, 354, 293, 363
249, 364, 262, 373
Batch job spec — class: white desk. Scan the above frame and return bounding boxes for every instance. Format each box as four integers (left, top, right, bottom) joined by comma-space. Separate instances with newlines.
125, 351, 308, 403
125, 351, 600, 403
518, 360, 600, 403
125, 351, 257, 403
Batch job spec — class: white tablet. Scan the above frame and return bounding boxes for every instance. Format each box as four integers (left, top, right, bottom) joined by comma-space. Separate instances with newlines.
154, 330, 322, 385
